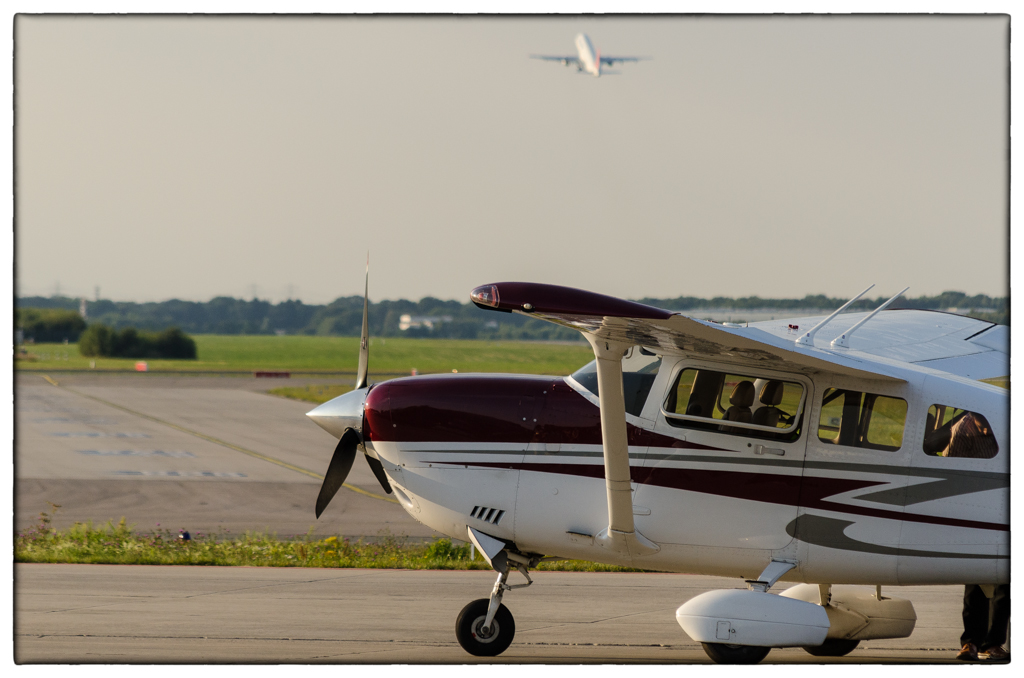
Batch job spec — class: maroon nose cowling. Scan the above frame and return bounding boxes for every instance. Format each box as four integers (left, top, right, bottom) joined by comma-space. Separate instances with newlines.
364, 374, 551, 445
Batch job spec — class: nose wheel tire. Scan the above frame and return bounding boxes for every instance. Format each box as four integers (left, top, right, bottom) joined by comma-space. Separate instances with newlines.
456, 598, 516, 657
701, 642, 772, 664
802, 639, 860, 657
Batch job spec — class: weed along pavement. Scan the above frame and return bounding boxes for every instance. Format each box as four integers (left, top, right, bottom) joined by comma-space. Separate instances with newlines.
14, 371, 976, 663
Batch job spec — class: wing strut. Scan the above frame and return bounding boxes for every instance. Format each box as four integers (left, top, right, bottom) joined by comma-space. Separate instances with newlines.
585, 334, 659, 559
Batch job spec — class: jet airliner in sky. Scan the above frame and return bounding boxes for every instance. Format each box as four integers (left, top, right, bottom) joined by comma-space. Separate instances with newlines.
530, 33, 647, 77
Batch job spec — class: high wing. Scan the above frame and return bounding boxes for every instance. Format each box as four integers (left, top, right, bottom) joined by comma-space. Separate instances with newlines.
471, 281, 1008, 382
471, 281, 909, 383
530, 55, 581, 67
748, 309, 1007, 381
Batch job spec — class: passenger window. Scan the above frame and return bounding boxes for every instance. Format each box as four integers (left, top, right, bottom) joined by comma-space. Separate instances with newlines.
663, 367, 804, 440
817, 388, 907, 451
922, 405, 998, 458
570, 347, 662, 417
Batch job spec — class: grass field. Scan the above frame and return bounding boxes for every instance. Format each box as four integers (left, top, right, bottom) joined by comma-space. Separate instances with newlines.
17, 335, 593, 376
982, 376, 1009, 389
15, 513, 639, 573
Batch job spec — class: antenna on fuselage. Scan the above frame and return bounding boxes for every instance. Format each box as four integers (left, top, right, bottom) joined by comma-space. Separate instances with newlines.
830, 287, 909, 349
795, 284, 874, 347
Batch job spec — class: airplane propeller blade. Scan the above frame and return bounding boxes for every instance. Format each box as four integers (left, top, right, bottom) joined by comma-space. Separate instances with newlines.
315, 428, 360, 518
313, 256, 394, 517
355, 257, 370, 390
364, 454, 393, 494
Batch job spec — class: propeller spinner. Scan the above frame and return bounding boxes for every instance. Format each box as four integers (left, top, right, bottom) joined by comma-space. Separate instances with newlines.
308, 259, 391, 519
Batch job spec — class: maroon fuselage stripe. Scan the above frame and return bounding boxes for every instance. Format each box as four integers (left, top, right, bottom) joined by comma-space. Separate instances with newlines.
366, 375, 1008, 534
435, 460, 1008, 533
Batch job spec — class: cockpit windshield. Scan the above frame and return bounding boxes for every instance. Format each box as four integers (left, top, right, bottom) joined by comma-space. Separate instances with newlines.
570, 346, 662, 416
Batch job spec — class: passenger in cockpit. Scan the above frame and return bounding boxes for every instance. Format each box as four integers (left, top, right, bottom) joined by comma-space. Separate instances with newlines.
944, 412, 998, 459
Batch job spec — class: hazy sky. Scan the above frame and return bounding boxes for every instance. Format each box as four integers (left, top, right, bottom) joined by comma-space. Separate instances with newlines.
15, 14, 1009, 305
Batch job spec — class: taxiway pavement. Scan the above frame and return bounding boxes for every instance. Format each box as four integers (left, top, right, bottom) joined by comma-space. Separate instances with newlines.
16, 564, 971, 664
13, 372, 1000, 664
15, 372, 436, 539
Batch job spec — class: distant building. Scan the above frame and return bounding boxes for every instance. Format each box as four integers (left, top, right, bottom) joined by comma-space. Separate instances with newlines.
79, 298, 88, 320
399, 314, 453, 331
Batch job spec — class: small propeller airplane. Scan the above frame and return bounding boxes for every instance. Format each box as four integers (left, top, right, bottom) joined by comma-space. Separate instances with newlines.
530, 33, 647, 77
307, 273, 1008, 663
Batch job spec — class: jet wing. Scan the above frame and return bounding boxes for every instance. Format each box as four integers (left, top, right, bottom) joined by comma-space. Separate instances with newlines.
471, 281, 906, 384
530, 55, 581, 66
599, 56, 645, 65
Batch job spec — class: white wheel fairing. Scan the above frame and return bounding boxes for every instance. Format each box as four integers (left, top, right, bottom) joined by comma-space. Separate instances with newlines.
676, 589, 829, 648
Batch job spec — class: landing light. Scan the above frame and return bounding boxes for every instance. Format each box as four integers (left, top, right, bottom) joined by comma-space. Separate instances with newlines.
471, 284, 500, 308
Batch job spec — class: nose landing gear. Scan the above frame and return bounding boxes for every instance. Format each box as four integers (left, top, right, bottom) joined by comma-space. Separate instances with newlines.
456, 597, 516, 657
457, 528, 543, 657
456, 560, 534, 656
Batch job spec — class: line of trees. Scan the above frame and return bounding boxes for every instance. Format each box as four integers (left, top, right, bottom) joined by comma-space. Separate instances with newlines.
78, 325, 197, 359
17, 289, 1008, 340
15, 308, 87, 343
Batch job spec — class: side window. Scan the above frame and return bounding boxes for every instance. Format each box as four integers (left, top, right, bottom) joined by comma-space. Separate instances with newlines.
569, 347, 662, 417
922, 405, 998, 459
663, 367, 805, 440
817, 388, 907, 451
620, 347, 662, 417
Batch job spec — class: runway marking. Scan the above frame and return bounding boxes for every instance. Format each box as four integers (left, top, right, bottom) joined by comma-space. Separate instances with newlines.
49, 432, 150, 438
78, 450, 197, 458
34, 417, 119, 425
41, 375, 398, 504
113, 471, 248, 478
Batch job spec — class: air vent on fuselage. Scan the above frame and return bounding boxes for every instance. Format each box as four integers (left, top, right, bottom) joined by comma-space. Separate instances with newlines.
470, 505, 505, 525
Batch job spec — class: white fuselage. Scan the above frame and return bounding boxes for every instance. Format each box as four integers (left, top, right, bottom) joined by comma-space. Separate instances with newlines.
365, 355, 1008, 588
575, 33, 600, 77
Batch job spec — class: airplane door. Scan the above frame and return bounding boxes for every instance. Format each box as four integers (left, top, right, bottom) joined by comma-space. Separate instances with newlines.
634, 365, 811, 551
798, 375, 914, 584
897, 373, 1006, 584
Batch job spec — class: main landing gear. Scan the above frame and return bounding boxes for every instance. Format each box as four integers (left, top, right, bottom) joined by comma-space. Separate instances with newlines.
802, 638, 860, 657
700, 643, 772, 665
